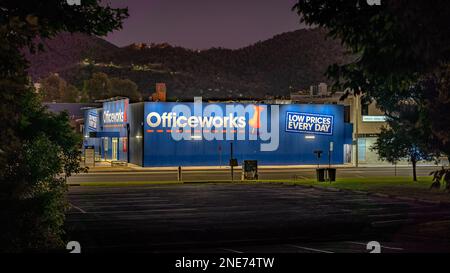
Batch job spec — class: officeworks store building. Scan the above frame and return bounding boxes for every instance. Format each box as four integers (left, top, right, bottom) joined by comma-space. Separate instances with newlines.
83, 98, 353, 167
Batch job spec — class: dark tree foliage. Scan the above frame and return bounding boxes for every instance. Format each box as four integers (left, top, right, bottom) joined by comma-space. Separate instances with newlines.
293, 0, 450, 97
39, 74, 80, 102
293, 0, 450, 164
0, 0, 127, 252
372, 104, 436, 181
419, 64, 450, 156
81, 72, 142, 102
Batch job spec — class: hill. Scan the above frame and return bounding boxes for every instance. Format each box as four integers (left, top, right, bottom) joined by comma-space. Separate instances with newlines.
23, 32, 119, 81
25, 28, 352, 100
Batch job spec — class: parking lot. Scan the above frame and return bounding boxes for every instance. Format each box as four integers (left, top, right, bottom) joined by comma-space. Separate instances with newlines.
66, 183, 450, 253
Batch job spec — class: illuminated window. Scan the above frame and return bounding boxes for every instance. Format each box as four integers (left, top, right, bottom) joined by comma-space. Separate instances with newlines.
358, 138, 366, 161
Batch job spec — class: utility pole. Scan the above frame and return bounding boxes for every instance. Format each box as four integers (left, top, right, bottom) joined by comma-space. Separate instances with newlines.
354, 93, 360, 167
329, 141, 333, 168
219, 145, 222, 168
230, 142, 234, 182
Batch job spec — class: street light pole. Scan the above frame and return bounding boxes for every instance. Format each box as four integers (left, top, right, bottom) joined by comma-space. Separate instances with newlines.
354, 93, 360, 168
230, 142, 234, 182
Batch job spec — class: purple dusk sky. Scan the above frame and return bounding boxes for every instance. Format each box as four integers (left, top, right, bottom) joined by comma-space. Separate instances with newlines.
104, 0, 305, 49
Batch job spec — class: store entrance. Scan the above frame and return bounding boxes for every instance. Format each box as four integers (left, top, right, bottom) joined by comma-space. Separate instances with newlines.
111, 137, 118, 161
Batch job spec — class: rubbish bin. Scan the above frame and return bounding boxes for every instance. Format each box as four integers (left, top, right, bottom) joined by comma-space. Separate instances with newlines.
316, 168, 326, 182
242, 160, 258, 180
327, 168, 336, 182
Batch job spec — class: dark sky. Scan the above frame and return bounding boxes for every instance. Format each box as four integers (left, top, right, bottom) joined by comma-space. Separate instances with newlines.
104, 0, 304, 49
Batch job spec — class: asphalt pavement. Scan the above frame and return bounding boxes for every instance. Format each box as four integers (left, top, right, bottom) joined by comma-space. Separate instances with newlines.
66, 182, 450, 253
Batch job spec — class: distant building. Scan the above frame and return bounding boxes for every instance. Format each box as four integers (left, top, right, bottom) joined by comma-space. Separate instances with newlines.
291, 83, 344, 103
151, 83, 167, 102
263, 99, 292, 105
309, 85, 319, 96
307, 82, 329, 97
318, 82, 328, 96
44, 102, 100, 134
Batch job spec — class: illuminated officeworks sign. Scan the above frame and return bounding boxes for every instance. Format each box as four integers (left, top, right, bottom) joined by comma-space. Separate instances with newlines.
285, 111, 334, 135
103, 99, 129, 125
146, 112, 246, 129
104, 109, 124, 123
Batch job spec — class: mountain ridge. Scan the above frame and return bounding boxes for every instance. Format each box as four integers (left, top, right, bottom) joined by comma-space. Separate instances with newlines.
25, 28, 352, 99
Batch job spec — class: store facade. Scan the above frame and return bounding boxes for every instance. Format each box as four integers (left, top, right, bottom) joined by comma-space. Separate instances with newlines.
83, 98, 353, 167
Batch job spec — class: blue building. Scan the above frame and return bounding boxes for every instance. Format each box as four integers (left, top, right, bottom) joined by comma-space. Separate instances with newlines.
83, 98, 353, 167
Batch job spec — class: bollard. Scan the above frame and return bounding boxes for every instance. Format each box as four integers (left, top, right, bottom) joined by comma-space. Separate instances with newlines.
178, 166, 182, 181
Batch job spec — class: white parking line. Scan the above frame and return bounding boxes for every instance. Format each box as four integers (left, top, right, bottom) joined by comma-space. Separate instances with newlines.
80, 208, 198, 214
220, 248, 244, 253
69, 203, 87, 213
286, 244, 334, 253
347, 241, 404, 251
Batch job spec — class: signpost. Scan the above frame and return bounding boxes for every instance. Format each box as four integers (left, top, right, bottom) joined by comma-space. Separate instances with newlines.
229, 143, 238, 182
314, 150, 325, 182
84, 145, 95, 167
314, 150, 323, 168
328, 141, 334, 168
218, 144, 222, 168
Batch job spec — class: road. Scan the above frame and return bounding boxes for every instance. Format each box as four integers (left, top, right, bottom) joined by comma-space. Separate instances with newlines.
66, 182, 450, 253
68, 166, 438, 183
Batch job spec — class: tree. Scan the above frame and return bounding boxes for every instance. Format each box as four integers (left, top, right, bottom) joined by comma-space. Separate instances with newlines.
39, 74, 65, 102
372, 104, 436, 181
0, 1, 127, 252
39, 74, 80, 102
109, 77, 142, 102
293, 0, 450, 171
418, 64, 450, 160
82, 72, 142, 102
83, 72, 111, 101
62, 84, 80, 103
293, 0, 450, 93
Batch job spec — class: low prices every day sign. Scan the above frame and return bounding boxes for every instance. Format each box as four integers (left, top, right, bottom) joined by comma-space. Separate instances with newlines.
285, 111, 334, 135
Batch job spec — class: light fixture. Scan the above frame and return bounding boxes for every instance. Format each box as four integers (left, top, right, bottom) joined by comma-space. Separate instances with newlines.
190, 135, 202, 140
305, 135, 315, 140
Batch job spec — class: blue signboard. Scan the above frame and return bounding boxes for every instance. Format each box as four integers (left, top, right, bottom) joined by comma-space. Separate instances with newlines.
84, 108, 101, 134
83, 108, 101, 152
103, 98, 129, 127
87, 110, 98, 132
285, 112, 334, 135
